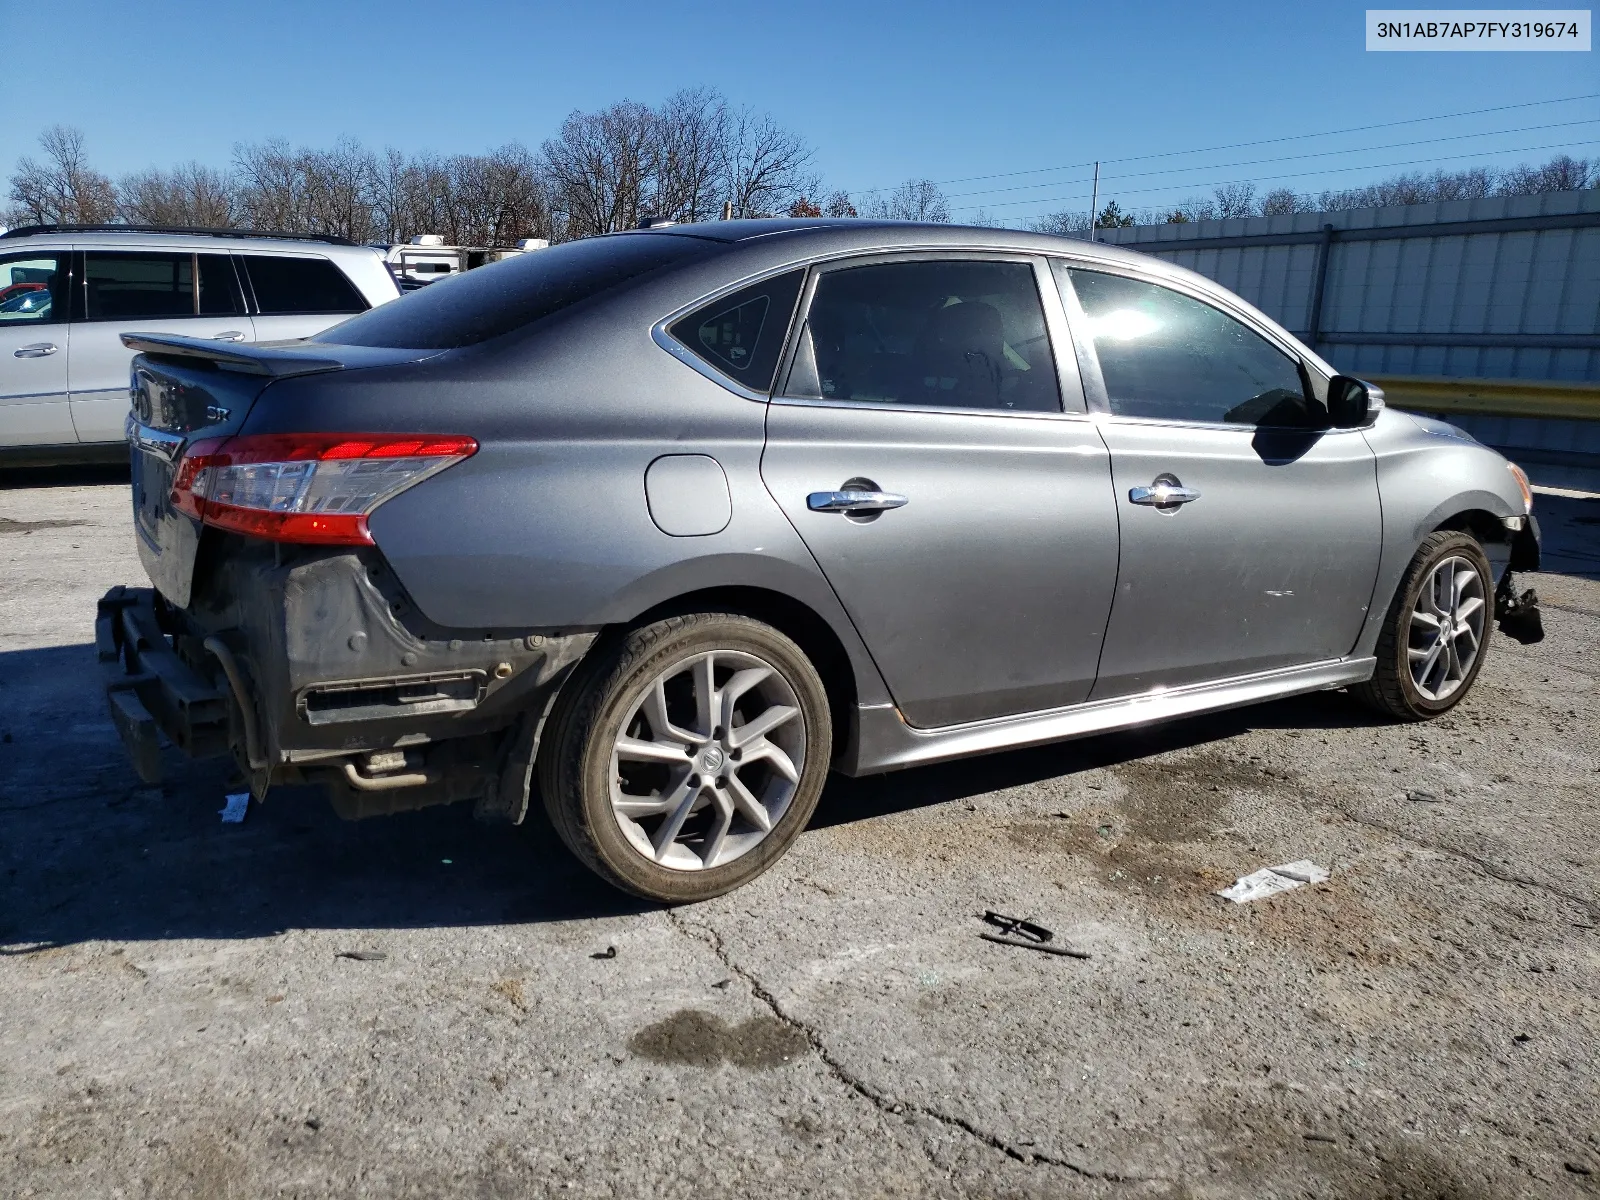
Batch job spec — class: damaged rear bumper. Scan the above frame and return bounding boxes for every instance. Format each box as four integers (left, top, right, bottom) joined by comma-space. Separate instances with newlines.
98, 586, 230, 784
98, 548, 596, 809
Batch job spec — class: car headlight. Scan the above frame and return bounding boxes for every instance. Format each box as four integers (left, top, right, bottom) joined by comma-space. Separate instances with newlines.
1507, 462, 1532, 514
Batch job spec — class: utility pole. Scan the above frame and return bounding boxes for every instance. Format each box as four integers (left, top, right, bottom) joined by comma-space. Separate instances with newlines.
1088, 161, 1100, 243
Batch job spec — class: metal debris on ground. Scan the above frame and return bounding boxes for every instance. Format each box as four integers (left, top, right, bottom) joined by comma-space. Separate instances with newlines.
1216, 860, 1330, 904
1406, 789, 1441, 802
591, 946, 617, 960
219, 793, 249, 823
977, 911, 1092, 959
335, 951, 387, 962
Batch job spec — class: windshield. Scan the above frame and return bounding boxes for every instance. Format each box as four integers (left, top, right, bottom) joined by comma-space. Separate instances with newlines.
315, 233, 716, 350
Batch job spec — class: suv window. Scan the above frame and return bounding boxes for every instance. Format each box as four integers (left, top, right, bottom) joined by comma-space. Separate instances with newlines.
784, 259, 1060, 413
668, 269, 804, 392
317, 234, 716, 350
198, 254, 244, 315
83, 252, 194, 321
242, 255, 367, 315
0, 253, 65, 325
1061, 266, 1317, 427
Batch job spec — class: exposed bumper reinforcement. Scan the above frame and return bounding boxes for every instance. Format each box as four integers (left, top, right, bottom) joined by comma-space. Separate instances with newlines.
97, 586, 230, 782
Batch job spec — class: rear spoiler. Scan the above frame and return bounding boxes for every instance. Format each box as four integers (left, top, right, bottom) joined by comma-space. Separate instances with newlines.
120, 333, 346, 378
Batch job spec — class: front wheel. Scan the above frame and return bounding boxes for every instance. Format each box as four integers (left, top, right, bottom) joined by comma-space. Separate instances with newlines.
1352, 531, 1493, 721
537, 613, 832, 903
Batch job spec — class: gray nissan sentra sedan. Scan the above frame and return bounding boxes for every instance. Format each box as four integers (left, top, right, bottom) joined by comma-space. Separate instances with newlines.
100, 219, 1543, 902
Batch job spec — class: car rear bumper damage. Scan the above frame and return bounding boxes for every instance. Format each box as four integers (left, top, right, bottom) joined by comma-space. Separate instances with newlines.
98, 549, 596, 820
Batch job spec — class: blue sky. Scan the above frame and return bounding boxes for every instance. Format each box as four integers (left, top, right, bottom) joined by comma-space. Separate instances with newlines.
2, 0, 1595, 223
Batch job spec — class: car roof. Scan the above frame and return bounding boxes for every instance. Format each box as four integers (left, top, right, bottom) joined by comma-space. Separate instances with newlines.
0, 225, 381, 259
643, 217, 1168, 272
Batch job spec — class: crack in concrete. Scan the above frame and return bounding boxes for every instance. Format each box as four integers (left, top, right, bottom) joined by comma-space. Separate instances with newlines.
668, 910, 1159, 1186
1329, 803, 1600, 921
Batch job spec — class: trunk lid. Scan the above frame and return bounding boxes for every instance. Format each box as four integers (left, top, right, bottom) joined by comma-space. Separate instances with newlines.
125, 334, 436, 606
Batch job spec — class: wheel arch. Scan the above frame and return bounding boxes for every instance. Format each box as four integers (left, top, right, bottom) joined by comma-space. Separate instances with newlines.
621, 585, 861, 759
1431, 506, 1508, 548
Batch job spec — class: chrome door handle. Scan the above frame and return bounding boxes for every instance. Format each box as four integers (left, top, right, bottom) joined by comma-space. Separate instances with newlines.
211, 331, 246, 342
1129, 482, 1201, 506
807, 489, 909, 514
14, 343, 58, 358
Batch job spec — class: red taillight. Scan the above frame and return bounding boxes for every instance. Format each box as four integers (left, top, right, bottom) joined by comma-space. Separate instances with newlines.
169, 432, 477, 546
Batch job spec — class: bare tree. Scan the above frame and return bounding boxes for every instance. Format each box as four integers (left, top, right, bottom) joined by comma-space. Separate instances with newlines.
720, 106, 815, 218
1259, 188, 1303, 216
117, 162, 236, 226
1500, 154, 1592, 194
822, 190, 858, 218
300, 137, 381, 241
8, 125, 117, 225
542, 101, 657, 237
862, 178, 950, 222
1029, 209, 1091, 236
233, 138, 311, 232
1213, 182, 1256, 219
653, 87, 727, 223
446, 145, 552, 246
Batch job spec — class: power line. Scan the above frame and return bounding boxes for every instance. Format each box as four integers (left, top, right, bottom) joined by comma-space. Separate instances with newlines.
943, 118, 1600, 202
954, 137, 1600, 214
921, 92, 1600, 192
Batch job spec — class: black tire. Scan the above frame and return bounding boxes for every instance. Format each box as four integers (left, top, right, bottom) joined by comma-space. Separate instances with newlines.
537, 612, 833, 903
1352, 531, 1493, 721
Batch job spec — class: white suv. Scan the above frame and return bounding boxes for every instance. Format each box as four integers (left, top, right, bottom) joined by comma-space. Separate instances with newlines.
0, 225, 400, 463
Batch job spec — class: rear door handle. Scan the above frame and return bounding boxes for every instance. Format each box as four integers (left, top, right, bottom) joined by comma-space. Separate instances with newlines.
807, 489, 909, 514
1129, 482, 1201, 506
211, 331, 246, 342
14, 343, 58, 358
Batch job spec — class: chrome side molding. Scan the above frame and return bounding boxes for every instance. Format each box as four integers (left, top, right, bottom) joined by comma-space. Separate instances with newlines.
844, 658, 1376, 775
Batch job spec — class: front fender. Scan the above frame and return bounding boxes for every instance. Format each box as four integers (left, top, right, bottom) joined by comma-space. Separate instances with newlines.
1353, 409, 1528, 657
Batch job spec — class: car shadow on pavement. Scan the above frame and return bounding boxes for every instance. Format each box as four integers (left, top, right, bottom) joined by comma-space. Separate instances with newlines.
0, 462, 130, 490
812, 689, 1384, 829
0, 641, 1393, 951
0, 645, 655, 952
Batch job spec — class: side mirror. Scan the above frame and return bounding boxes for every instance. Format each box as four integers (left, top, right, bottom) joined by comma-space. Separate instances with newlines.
1327, 374, 1384, 428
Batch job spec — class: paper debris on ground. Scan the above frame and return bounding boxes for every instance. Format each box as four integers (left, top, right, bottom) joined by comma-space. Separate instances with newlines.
219, 793, 249, 823
1217, 860, 1330, 904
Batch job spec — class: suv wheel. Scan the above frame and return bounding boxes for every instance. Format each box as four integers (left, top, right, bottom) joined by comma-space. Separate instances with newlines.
1353, 531, 1493, 721
538, 613, 832, 903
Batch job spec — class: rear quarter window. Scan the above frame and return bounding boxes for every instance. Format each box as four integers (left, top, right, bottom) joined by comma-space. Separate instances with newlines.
243, 255, 368, 315
315, 233, 716, 350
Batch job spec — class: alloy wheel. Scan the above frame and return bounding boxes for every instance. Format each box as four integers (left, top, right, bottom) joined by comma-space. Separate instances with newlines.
608, 649, 806, 871
1408, 555, 1486, 701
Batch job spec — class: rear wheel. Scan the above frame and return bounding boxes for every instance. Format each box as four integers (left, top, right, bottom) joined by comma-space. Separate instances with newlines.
538, 613, 832, 903
1353, 531, 1492, 721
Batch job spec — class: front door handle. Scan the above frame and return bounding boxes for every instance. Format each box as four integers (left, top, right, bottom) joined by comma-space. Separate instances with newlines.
807, 489, 909, 514
14, 342, 58, 358
211, 331, 246, 342
1129, 479, 1201, 507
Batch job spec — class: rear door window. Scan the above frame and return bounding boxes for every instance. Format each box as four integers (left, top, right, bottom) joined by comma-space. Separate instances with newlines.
784, 258, 1061, 413
83, 252, 194, 321
668, 269, 804, 393
0, 253, 65, 325
242, 255, 368, 315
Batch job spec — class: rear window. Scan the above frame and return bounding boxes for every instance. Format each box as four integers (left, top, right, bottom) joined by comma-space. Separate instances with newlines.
315, 234, 716, 350
243, 255, 367, 315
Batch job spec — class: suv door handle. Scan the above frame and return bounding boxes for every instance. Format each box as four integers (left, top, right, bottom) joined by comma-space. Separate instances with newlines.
211, 331, 246, 342
807, 489, 909, 514
14, 342, 58, 358
1129, 481, 1201, 506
